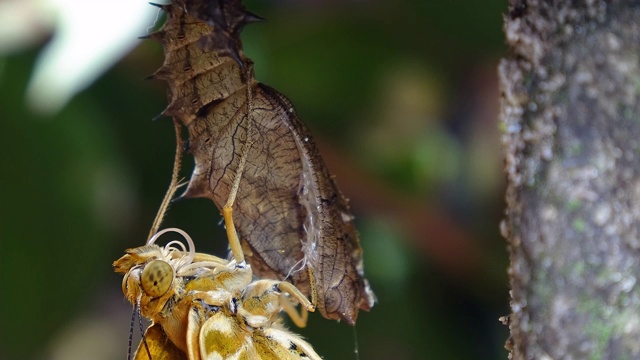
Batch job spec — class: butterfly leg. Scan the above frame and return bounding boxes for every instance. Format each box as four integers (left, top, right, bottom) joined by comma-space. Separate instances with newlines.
277, 281, 315, 313
280, 294, 309, 328
222, 67, 257, 265
222, 205, 245, 264
222, 126, 255, 265
239, 280, 315, 329
278, 281, 315, 328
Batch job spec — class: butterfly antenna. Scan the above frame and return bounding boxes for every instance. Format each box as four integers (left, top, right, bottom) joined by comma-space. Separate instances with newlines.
137, 297, 152, 359
128, 305, 137, 360
148, 118, 185, 241
148, 227, 196, 267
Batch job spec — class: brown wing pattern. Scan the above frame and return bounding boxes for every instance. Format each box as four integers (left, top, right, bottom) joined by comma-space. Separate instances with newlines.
151, 0, 375, 324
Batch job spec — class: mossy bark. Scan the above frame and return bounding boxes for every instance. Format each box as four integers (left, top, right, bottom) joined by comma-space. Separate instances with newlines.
500, 1, 640, 358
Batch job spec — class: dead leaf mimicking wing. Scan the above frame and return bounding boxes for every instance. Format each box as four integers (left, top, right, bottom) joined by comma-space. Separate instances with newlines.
148, 0, 376, 324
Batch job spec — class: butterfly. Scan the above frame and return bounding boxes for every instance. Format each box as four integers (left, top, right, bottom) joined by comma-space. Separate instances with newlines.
114, 227, 322, 360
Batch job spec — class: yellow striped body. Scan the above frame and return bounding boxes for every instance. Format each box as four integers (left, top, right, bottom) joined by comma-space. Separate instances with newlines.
114, 240, 321, 360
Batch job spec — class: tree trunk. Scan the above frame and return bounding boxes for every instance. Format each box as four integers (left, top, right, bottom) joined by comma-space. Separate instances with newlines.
500, 1, 640, 358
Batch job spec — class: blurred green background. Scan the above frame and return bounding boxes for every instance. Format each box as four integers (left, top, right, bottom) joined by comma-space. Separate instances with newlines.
0, 0, 508, 359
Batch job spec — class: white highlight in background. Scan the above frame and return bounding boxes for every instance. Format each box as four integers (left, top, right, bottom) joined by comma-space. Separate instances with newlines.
23, 0, 159, 114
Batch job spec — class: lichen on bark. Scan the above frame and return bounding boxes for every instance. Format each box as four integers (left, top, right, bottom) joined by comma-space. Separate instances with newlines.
500, 1, 640, 358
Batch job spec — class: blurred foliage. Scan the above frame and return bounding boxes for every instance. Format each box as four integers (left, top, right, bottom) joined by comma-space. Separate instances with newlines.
0, 0, 509, 359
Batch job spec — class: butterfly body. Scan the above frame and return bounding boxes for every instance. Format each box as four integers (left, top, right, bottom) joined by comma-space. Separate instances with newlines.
114, 230, 321, 360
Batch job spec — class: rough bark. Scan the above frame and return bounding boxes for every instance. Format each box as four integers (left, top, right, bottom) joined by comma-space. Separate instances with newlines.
500, 1, 640, 358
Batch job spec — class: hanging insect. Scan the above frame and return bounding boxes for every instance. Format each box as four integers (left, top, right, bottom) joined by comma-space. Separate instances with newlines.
147, 0, 376, 325
114, 227, 321, 360
115, 110, 320, 359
